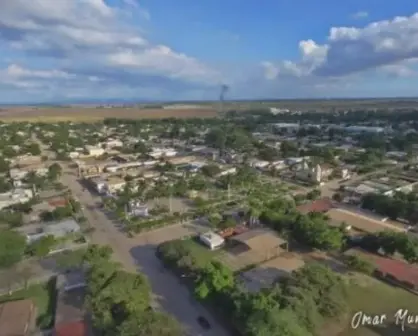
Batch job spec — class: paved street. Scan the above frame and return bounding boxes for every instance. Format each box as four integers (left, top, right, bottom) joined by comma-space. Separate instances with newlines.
60, 171, 230, 336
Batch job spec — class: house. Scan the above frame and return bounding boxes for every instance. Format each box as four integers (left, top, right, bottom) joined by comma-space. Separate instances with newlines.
0, 189, 33, 210
199, 231, 225, 250
249, 159, 270, 169
167, 155, 196, 165
149, 148, 177, 159
128, 201, 149, 217
9, 164, 49, 181
84, 145, 105, 157
104, 139, 123, 149
104, 176, 127, 193
74, 158, 111, 176
0, 299, 36, 336
217, 167, 237, 177
273, 123, 300, 133
20, 218, 81, 244
12, 155, 42, 167
295, 161, 334, 184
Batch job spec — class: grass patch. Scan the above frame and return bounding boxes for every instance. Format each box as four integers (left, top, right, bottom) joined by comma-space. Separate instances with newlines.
338, 275, 418, 336
0, 277, 57, 330
186, 237, 222, 260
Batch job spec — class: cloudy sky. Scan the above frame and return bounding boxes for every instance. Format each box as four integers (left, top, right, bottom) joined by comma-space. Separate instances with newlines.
1, 0, 418, 103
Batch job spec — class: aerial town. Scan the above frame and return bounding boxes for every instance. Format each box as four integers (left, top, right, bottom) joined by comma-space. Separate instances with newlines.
1, 106, 418, 336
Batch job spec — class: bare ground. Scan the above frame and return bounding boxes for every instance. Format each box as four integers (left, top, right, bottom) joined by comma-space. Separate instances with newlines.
0, 107, 218, 122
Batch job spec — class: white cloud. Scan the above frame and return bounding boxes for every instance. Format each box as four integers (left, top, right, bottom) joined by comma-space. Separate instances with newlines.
5, 64, 73, 79
263, 12, 418, 80
107, 47, 222, 83
0, 0, 218, 88
351, 11, 369, 20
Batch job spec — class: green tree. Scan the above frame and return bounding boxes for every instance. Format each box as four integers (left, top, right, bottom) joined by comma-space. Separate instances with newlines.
26, 143, 41, 156
47, 163, 62, 181
117, 312, 183, 336
28, 235, 56, 257
0, 230, 27, 269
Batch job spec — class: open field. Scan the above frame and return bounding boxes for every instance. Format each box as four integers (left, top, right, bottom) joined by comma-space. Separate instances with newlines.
0, 107, 218, 122
338, 275, 418, 336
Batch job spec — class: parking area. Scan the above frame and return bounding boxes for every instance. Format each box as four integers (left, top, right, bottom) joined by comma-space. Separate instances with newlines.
132, 222, 208, 246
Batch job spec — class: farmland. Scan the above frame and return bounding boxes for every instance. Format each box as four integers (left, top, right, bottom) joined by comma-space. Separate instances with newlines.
0, 106, 218, 122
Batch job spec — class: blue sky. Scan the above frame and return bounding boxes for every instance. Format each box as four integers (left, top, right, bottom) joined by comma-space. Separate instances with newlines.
0, 0, 418, 103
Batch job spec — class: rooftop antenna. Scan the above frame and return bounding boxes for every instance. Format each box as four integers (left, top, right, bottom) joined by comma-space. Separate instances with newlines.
219, 84, 229, 114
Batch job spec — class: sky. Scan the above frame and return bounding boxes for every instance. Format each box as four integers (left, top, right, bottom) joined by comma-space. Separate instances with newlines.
1, 0, 418, 103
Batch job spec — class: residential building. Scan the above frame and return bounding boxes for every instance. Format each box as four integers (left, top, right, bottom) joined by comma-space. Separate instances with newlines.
19, 218, 81, 244
149, 148, 177, 159
295, 161, 333, 184
0, 189, 33, 210
84, 145, 105, 157
104, 139, 123, 149
0, 299, 36, 336
12, 155, 42, 167
199, 231, 225, 250
75, 158, 111, 176
104, 176, 127, 193
128, 201, 149, 217
9, 164, 48, 181
217, 167, 237, 177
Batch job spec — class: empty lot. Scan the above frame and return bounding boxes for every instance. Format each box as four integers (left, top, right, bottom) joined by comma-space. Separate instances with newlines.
0, 107, 218, 122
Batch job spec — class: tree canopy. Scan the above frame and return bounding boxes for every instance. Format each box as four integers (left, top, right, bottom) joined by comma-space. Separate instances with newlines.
0, 230, 27, 269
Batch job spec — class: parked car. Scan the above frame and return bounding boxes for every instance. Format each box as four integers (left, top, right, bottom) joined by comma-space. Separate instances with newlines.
197, 316, 211, 330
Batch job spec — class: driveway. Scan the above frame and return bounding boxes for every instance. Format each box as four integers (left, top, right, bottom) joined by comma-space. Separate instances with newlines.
60, 171, 230, 336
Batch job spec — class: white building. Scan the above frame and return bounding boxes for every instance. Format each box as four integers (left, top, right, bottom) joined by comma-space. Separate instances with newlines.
0, 189, 33, 210
149, 148, 177, 159
19, 218, 81, 244
273, 123, 300, 133
199, 231, 225, 250
217, 167, 237, 177
85, 145, 105, 157
104, 139, 123, 148
9, 166, 48, 181
249, 160, 270, 168
128, 201, 149, 217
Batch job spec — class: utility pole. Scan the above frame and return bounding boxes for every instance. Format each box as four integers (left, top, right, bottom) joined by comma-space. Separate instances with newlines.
219, 84, 229, 114
227, 183, 231, 201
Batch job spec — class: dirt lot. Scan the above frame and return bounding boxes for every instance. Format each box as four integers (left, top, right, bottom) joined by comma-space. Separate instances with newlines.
0, 107, 218, 122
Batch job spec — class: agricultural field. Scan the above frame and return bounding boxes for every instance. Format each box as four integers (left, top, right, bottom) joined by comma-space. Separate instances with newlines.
0, 106, 218, 122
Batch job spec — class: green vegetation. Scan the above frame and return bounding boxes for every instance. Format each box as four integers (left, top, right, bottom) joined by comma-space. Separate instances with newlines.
359, 230, 418, 263
0, 278, 57, 329
158, 239, 349, 336
340, 278, 418, 336
362, 191, 418, 223
344, 255, 374, 275
84, 245, 182, 336
260, 199, 345, 251
0, 230, 27, 269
